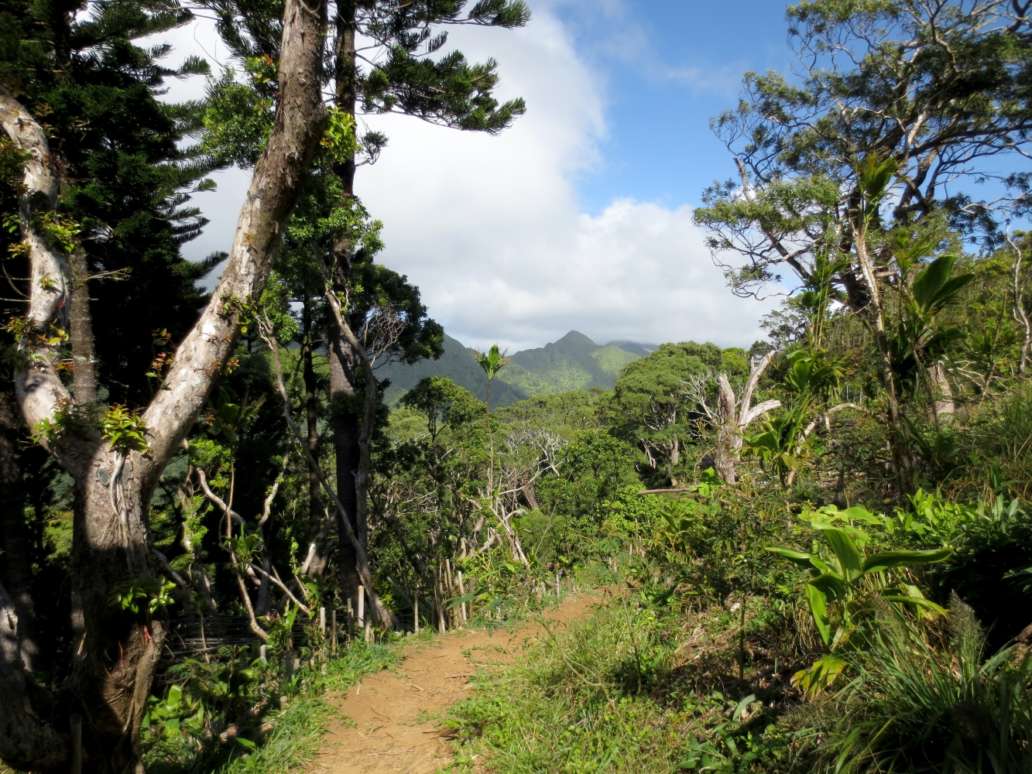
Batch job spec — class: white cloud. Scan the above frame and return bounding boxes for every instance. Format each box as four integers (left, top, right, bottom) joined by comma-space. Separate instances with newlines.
155, 3, 773, 352
356, 6, 772, 350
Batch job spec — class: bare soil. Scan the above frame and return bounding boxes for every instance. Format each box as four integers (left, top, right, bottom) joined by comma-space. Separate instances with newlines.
308, 592, 604, 774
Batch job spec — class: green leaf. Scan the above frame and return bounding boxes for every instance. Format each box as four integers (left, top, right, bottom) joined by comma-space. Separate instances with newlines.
819, 526, 863, 580
791, 653, 847, 698
913, 255, 955, 309
766, 545, 813, 566
806, 583, 832, 646
862, 547, 951, 574
912, 255, 972, 314
809, 572, 848, 599
166, 683, 183, 710
733, 693, 757, 722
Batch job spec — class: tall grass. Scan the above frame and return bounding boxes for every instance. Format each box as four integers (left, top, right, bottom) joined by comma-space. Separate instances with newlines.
808, 600, 1032, 774
446, 597, 792, 772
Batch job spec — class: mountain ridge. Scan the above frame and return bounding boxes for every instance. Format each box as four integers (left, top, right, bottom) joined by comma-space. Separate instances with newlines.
379, 330, 654, 407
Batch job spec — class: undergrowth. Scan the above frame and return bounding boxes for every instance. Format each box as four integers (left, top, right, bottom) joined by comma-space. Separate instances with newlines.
445, 594, 800, 773
144, 640, 398, 774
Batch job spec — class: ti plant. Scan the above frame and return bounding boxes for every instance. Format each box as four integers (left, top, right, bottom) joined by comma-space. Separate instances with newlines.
889, 253, 974, 389
769, 505, 950, 695
475, 343, 508, 409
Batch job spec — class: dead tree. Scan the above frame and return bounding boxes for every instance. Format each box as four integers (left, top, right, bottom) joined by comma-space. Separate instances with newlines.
695, 351, 781, 484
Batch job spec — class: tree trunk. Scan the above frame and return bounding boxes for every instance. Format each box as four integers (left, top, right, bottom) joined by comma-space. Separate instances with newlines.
853, 226, 914, 493
327, 0, 366, 601
0, 1, 328, 768
928, 362, 955, 423
67, 248, 98, 405
1010, 236, 1031, 376
328, 327, 363, 597
71, 451, 165, 772
0, 393, 38, 673
301, 295, 331, 577
261, 318, 394, 628
0, 579, 67, 772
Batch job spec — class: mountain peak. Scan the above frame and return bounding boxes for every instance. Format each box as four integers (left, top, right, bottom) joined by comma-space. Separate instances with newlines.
554, 330, 597, 348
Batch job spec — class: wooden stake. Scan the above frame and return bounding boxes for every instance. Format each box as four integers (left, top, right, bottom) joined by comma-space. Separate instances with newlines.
70, 715, 82, 774
414, 594, 420, 634
357, 585, 366, 635
331, 609, 338, 655
456, 570, 468, 625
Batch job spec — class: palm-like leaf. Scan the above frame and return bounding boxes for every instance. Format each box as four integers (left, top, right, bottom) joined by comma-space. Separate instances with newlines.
476, 343, 507, 380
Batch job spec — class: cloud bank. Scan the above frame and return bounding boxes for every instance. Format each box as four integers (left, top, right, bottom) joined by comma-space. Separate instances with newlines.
160, 4, 774, 352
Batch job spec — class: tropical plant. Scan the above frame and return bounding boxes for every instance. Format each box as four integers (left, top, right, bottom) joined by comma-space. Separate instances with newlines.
769, 505, 950, 694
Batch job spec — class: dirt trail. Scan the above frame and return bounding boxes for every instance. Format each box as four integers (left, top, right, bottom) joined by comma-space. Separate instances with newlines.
308, 592, 604, 774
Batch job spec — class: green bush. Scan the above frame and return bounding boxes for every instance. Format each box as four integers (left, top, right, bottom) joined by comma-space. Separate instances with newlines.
623, 479, 801, 611
934, 383, 1032, 501
536, 431, 640, 523
930, 497, 1032, 650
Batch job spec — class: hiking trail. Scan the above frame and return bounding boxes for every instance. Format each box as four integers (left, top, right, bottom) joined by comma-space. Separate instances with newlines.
308, 592, 604, 773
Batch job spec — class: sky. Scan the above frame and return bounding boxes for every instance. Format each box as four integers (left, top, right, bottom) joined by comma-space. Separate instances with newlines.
158, 0, 798, 352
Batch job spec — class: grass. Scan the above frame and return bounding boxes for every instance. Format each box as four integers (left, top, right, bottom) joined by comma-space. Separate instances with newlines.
800, 600, 1032, 774
444, 593, 798, 773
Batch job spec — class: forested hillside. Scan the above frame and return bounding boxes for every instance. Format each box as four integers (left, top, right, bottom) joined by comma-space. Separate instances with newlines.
1, 2, 1032, 774
380, 330, 652, 406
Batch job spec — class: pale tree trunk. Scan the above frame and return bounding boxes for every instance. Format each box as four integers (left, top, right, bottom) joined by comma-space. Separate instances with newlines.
711, 352, 781, 484
0, 1, 327, 768
853, 223, 914, 492
928, 362, 955, 423
1009, 235, 1031, 376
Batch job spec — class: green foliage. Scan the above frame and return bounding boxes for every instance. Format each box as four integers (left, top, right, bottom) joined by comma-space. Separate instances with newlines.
101, 404, 150, 453
114, 578, 176, 617
144, 640, 398, 773
320, 106, 358, 162
202, 70, 274, 168
936, 382, 1032, 501
746, 348, 843, 486
607, 342, 723, 483
37, 210, 81, 255
30, 399, 93, 448
927, 496, 1032, 650
448, 598, 792, 773
537, 432, 640, 526
475, 343, 507, 382
401, 376, 483, 439
770, 505, 950, 694
806, 600, 1032, 774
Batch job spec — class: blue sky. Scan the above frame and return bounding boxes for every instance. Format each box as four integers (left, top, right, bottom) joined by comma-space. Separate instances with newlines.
553, 1, 796, 214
